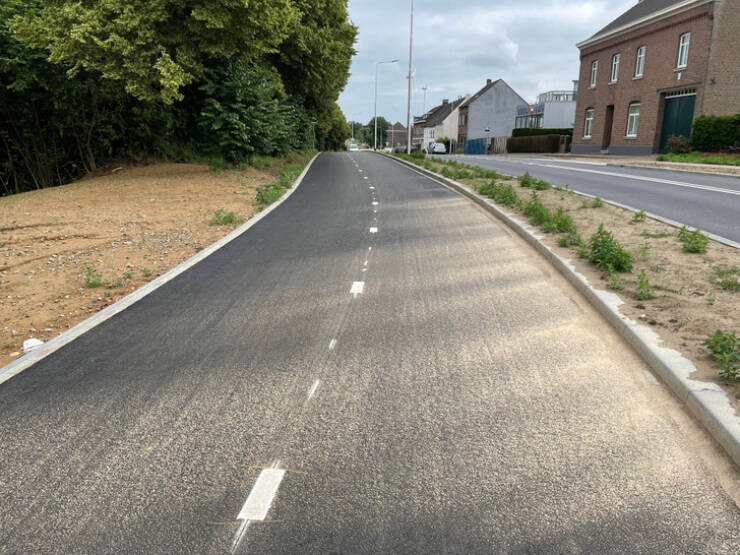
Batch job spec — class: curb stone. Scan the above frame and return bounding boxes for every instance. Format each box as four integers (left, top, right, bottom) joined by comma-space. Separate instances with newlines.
384, 152, 740, 468
0, 153, 320, 387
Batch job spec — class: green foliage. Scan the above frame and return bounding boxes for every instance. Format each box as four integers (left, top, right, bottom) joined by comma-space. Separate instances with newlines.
141, 268, 153, 277
558, 231, 583, 248
703, 330, 740, 381
587, 224, 633, 272
211, 209, 241, 226
635, 270, 656, 300
591, 197, 604, 208
84, 265, 104, 288
632, 209, 646, 223
678, 226, 708, 253
518, 172, 551, 190
656, 151, 740, 165
475, 180, 519, 206
641, 231, 671, 239
609, 273, 625, 290
690, 114, 740, 152
709, 266, 740, 292
665, 134, 691, 154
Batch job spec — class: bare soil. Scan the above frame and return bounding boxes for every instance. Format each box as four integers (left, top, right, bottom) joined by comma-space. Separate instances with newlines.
423, 158, 740, 410
0, 154, 311, 368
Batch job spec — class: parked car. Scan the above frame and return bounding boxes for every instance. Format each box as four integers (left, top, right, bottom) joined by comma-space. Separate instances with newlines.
428, 142, 447, 154
348, 143, 359, 151
393, 146, 406, 153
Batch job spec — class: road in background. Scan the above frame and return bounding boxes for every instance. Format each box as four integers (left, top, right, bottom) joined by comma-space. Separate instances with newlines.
437, 154, 740, 244
0, 152, 738, 553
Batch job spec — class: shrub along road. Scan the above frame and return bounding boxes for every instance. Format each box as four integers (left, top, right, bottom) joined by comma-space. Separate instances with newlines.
438, 154, 740, 244
0, 153, 738, 553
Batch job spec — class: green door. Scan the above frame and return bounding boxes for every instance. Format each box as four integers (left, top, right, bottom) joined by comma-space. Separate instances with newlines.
659, 94, 695, 152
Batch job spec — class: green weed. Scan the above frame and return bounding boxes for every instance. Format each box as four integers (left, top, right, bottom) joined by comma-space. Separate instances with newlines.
587, 224, 633, 272
518, 172, 551, 190
84, 265, 104, 288
641, 231, 671, 239
636, 270, 656, 300
707, 293, 717, 305
211, 208, 241, 226
609, 273, 625, 290
104, 290, 112, 298
678, 226, 708, 253
141, 268, 153, 277
558, 231, 583, 248
703, 330, 739, 381
632, 209, 646, 223
591, 197, 604, 208
122, 269, 133, 280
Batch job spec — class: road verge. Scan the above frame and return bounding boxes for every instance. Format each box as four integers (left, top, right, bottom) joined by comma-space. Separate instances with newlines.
0, 153, 319, 386
385, 152, 740, 468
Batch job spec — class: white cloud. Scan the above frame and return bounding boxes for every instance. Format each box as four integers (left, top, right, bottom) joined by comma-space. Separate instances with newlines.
339, 0, 636, 124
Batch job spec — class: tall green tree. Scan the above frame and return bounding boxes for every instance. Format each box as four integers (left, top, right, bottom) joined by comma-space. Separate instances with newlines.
12, 0, 299, 103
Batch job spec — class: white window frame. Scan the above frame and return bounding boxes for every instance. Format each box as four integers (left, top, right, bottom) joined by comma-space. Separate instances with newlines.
584, 108, 594, 138
677, 33, 690, 68
610, 54, 620, 83
626, 103, 640, 138
635, 46, 645, 77
590, 60, 598, 87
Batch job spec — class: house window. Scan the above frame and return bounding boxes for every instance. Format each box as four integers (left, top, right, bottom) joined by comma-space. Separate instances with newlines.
590, 61, 598, 87
626, 103, 640, 137
584, 108, 594, 138
610, 54, 620, 83
635, 46, 645, 77
677, 33, 690, 68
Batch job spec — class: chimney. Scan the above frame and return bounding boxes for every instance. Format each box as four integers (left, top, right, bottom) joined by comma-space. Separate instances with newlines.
486, 78, 492, 85
442, 99, 449, 105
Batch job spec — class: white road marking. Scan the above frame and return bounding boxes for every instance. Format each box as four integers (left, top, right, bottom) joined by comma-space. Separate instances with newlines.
364, 260, 368, 266
369, 186, 375, 190
369, 227, 378, 233
307, 379, 321, 400
237, 468, 286, 521
364, 176, 369, 180
372, 201, 379, 205
368, 246, 373, 251
540, 163, 740, 197
350, 281, 365, 297
329, 338, 338, 350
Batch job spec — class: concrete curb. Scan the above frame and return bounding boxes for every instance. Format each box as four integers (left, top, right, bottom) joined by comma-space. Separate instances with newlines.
0, 153, 321, 387
384, 152, 740, 468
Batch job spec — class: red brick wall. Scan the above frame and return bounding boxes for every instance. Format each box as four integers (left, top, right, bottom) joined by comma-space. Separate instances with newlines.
702, 0, 740, 115
573, 3, 713, 153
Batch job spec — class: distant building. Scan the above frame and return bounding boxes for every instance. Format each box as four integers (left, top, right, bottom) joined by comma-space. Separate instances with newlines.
457, 79, 527, 154
386, 122, 407, 148
415, 97, 467, 152
514, 85, 578, 130
572, 0, 740, 155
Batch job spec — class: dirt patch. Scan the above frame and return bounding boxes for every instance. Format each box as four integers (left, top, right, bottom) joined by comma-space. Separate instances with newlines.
0, 155, 311, 367
420, 157, 740, 410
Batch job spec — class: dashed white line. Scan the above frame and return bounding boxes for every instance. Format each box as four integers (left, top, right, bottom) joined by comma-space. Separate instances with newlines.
307, 379, 321, 400
350, 281, 365, 297
372, 201, 379, 206
328, 338, 338, 350
369, 227, 378, 233
369, 186, 375, 190
231, 461, 285, 552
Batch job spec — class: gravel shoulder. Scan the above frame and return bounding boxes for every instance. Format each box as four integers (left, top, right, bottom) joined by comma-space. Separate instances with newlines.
0, 155, 312, 368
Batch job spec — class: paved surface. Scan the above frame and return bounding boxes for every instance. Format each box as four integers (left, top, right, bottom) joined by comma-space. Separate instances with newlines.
0, 152, 738, 554
437, 154, 740, 243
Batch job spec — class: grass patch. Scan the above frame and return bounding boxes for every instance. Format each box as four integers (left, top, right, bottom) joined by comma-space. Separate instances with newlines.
710, 266, 740, 292
84, 265, 104, 288
703, 330, 740, 381
636, 270, 657, 300
631, 209, 646, 223
657, 152, 740, 166
558, 231, 583, 248
519, 172, 551, 190
211, 208, 241, 226
609, 273, 625, 290
590, 197, 604, 208
141, 268, 153, 277
641, 231, 671, 239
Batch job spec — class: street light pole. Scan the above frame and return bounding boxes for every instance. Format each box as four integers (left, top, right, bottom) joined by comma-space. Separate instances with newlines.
374, 59, 398, 151
405, 0, 414, 154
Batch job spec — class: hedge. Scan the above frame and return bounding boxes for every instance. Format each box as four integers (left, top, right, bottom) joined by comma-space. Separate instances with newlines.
507, 134, 561, 153
512, 128, 573, 138
691, 114, 739, 152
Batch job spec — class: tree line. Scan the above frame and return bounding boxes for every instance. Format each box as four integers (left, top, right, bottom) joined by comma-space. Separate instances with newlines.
0, 0, 357, 196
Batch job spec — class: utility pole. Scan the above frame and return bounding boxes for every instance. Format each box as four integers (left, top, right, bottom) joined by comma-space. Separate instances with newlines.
405, 0, 414, 154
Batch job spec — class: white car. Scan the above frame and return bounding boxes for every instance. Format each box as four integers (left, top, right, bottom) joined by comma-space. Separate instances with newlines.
348, 144, 359, 151
428, 142, 447, 154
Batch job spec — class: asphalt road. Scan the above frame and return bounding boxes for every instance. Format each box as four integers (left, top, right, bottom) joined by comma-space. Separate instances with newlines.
437, 154, 740, 244
0, 152, 738, 554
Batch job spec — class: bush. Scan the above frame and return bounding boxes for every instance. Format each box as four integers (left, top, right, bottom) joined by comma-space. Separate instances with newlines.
635, 270, 656, 300
511, 128, 573, 138
587, 224, 633, 272
665, 134, 691, 154
211, 209, 241, 226
703, 330, 739, 381
519, 172, 551, 190
507, 134, 561, 153
690, 114, 740, 152
558, 231, 583, 248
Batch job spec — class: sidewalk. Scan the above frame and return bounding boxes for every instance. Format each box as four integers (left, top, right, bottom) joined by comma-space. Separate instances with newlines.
544, 153, 740, 177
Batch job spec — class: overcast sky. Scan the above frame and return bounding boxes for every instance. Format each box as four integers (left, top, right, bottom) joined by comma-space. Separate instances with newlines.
338, 0, 636, 125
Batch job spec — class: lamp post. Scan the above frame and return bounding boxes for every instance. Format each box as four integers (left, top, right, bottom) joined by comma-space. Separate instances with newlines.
405, 0, 414, 154
374, 59, 398, 151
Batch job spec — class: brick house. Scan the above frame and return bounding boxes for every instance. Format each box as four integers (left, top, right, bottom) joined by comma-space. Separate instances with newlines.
572, 0, 740, 155
386, 122, 407, 148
